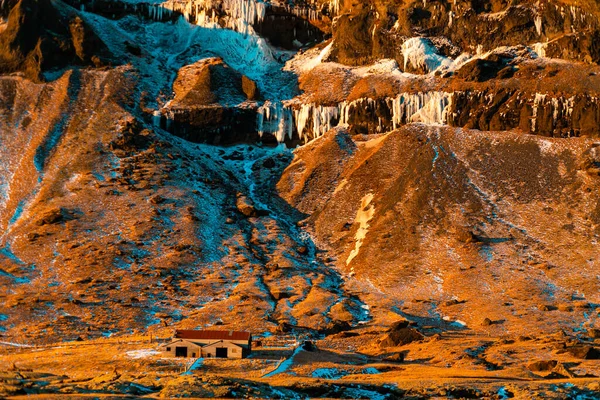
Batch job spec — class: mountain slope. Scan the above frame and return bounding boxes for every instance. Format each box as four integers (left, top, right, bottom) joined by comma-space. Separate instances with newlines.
279, 126, 600, 335
0, 67, 369, 343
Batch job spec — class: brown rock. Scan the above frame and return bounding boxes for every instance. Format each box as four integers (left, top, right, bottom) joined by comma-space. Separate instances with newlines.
384, 352, 405, 363
0, 0, 112, 81
37, 207, 65, 225
455, 58, 511, 82
236, 195, 256, 217
149, 195, 166, 205
567, 346, 600, 359
297, 246, 308, 255
241, 75, 259, 100
379, 327, 423, 348
388, 320, 410, 331
557, 304, 573, 312
588, 328, 600, 339
527, 360, 558, 372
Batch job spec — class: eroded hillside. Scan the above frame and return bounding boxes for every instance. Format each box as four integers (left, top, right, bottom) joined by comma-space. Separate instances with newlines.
1, 0, 600, 398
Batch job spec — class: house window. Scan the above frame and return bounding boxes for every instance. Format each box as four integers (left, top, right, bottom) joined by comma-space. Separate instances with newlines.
166, 347, 171, 351
232, 348, 237, 353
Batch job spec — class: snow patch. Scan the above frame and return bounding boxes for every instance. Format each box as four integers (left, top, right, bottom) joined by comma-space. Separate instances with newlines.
183, 357, 204, 374
402, 37, 452, 73
0, 341, 33, 348
312, 368, 347, 379
295, 42, 333, 73
126, 349, 161, 359
263, 346, 303, 377
346, 193, 375, 266
532, 42, 547, 58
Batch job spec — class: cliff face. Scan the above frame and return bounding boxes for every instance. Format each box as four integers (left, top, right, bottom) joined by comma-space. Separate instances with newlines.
3, 0, 598, 141
329, 0, 600, 67
0, 0, 112, 81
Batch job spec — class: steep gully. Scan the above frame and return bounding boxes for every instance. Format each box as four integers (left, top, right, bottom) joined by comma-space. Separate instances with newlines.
0, 0, 375, 340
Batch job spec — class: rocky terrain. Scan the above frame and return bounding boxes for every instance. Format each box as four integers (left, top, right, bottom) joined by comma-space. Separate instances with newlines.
1, 0, 600, 398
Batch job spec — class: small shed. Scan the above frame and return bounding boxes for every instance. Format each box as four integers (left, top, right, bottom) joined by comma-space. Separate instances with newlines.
159, 330, 252, 359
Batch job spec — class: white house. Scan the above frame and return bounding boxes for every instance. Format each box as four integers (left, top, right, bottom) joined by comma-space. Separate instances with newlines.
159, 330, 252, 359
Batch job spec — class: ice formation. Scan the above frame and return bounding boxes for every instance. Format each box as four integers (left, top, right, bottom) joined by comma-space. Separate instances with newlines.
390, 92, 452, 128
147, 0, 267, 36
530, 93, 576, 133
534, 14, 543, 36
401, 37, 452, 73
294, 104, 341, 140
532, 42, 547, 58
257, 101, 294, 142
256, 91, 453, 143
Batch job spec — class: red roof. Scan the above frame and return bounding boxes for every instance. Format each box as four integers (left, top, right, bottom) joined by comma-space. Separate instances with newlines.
175, 330, 251, 341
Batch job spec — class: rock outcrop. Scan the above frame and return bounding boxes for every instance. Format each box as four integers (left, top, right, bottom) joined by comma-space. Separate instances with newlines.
0, 0, 112, 81
157, 58, 261, 144
329, 0, 600, 68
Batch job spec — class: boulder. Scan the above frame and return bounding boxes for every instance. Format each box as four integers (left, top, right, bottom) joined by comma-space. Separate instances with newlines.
302, 341, 316, 351
321, 320, 352, 335
567, 346, 600, 360
37, 207, 65, 225
380, 327, 423, 348
170, 58, 259, 107
527, 360, 558, 372
455, 57, 512, 82
236, 195, 257, 217
384, 352, 405, 363
388, 320, 410, 331
587, 328, 600, 339
161, 58, 262, 144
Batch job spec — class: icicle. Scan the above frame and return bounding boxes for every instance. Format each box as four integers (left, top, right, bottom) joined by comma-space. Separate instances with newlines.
390, 92, 452, 127
152, 111, 162, 127
534, 14, 543, 36
257, 101, 294, 142
329, 0, 341, 15
531, 93, 546, 132
532, 42, 547, 58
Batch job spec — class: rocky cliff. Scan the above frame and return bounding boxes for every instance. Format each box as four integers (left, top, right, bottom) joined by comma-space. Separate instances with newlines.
0, 0, 112, 81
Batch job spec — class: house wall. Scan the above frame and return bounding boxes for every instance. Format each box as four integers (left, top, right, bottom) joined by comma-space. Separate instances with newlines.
201, 341, 244, 359
160, 339, 202, 358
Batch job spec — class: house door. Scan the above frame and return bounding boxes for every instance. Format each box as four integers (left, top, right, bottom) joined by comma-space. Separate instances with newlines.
216, 347, 227, 358
175, 347, 188, 357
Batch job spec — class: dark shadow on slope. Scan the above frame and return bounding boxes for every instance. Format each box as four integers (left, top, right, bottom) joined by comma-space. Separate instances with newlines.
0, 0, 114, 82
